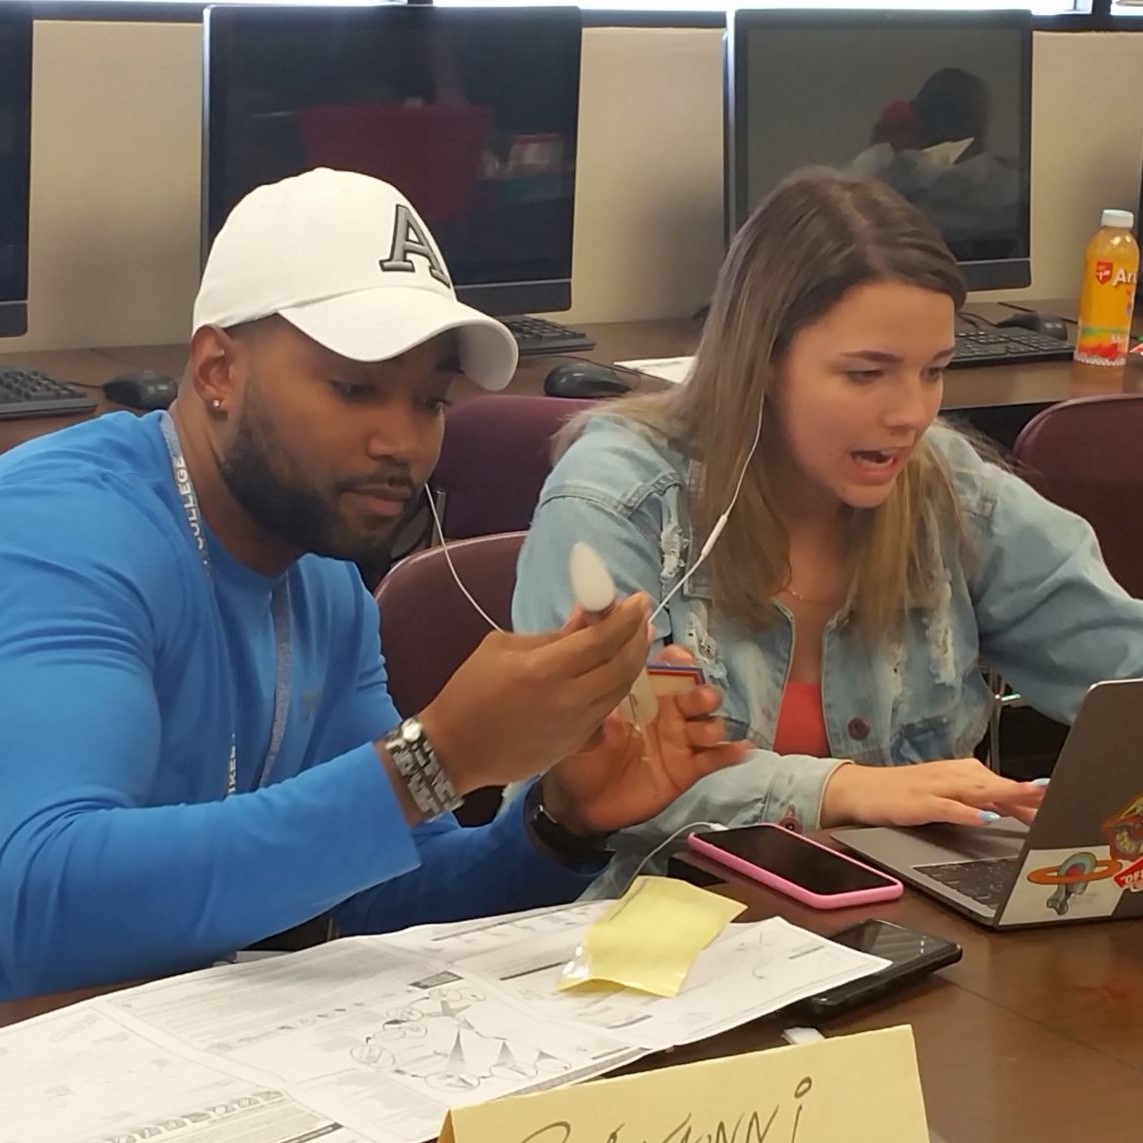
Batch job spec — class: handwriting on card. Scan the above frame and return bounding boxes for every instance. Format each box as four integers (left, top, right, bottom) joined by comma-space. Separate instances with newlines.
514, 1075, 814, 1143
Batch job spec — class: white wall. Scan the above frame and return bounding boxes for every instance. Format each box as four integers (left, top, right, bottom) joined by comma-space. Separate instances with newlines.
1018, 31, 1143, 306
16, 21, 201, 352
4, 23, 1143, 352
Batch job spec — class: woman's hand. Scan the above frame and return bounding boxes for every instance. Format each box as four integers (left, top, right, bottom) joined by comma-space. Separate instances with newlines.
821, 757, 1047, 829
540, 647, 748, 837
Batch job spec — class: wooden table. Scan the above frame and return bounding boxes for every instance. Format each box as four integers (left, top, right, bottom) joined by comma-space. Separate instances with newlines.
645, 854, 1143, 1143
4, 311, 1141, 457
4, 858, 1141, 1143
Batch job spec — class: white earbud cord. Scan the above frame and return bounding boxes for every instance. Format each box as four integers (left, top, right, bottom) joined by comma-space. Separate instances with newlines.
424, 488, 505, 632
423, 390, 763, 634
423, 487, 634, 723
647, 391, 765, 624
625, 820, 728, 887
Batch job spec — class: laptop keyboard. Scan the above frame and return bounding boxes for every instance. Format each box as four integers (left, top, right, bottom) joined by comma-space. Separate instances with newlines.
913, 857, 1022, 912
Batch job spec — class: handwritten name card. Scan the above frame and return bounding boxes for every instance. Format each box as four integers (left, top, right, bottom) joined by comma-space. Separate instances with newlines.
439, 1025, 928, 1143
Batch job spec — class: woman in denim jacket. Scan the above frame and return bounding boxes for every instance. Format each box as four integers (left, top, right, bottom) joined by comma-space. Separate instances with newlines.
513, 168, 1143, 896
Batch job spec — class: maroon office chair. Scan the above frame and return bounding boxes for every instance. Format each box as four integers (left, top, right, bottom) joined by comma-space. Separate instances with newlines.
432, 394, 595, 539
373, 531, 526, 824
1013, 392, 1143, 598
985, 393, 1143, 770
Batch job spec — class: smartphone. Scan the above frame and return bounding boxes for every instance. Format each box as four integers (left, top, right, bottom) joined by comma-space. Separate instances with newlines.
686, 823, 903, 909
790, 919, 962, 1020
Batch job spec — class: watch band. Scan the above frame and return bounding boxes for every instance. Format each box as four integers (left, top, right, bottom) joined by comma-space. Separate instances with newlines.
523, 779, 612, 867
384, 717, 463, 819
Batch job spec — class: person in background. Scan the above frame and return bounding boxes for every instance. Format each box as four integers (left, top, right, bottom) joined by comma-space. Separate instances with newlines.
0, 169, 745, 1000
849, 68, 1021, 260
868, 68, 989, 162
513, 167, 1143, 896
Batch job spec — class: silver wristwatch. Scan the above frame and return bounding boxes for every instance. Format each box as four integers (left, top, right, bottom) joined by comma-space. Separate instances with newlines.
384, 716, 463, 819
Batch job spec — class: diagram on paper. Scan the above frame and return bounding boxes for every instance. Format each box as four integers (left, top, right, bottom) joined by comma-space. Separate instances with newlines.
350, 980, 579, 1093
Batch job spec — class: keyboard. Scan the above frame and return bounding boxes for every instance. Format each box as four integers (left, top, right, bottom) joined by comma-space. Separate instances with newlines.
913, 856, 1021, 912
949, 328, 1074, 368
0, 368, 99, 421
502, 315, 595, 356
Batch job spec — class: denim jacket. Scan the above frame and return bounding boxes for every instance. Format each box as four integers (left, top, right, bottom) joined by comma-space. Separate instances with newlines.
512, 415, 1143, 897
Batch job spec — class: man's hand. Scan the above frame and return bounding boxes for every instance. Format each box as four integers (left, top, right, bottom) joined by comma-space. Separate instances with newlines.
414, 595, 652, 796
538, 647, 749, 837
821, 757, 1048, 829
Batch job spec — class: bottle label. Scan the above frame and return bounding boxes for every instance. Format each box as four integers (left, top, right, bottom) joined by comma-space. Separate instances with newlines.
1076, 253, 1138, 367
1095, 261, 1137, 288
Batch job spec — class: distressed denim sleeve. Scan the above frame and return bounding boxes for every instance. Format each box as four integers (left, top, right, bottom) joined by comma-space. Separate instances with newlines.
576, 753, 847, 898
970, 466, 1143, 723
514, 484, 847, 896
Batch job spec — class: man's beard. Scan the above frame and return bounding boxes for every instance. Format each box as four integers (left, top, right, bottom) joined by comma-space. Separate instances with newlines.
217, 383, 418, 567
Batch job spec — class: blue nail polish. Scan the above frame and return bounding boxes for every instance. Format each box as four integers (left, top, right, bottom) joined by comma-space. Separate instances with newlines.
1031, 777, 1051, 787
978, 810, 1001, 824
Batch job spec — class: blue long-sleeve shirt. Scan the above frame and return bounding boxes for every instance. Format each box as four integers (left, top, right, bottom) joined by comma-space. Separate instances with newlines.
0, 412, 592, 1000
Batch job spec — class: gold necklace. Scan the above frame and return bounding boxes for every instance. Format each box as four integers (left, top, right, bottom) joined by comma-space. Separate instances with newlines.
780, 584, 837, 607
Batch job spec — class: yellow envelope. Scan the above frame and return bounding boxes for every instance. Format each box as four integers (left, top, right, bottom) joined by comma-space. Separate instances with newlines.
559, 875, 746, 997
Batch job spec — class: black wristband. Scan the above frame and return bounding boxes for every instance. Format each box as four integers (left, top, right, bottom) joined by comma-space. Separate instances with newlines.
523, 780, 613, 869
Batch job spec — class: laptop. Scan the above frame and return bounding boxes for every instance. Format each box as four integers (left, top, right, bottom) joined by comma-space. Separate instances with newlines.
833, 678, 1143, 929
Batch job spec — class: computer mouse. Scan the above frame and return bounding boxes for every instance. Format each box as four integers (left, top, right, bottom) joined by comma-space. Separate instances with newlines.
543, 361, 631, 400
102, 371, 179, 411
994, 310, 1070, 342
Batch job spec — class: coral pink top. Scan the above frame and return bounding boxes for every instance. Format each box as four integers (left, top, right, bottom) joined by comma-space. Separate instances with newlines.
773, 681, 830, 758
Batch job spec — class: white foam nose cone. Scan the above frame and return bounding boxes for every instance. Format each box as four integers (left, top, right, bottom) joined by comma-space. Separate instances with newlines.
570, 542, 617, 614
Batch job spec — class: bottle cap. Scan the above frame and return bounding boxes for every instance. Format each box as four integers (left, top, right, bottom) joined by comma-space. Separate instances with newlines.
1101, 209, 1135, 229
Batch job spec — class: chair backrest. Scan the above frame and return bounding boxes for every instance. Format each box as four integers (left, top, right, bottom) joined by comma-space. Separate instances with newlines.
373, 532, 526, 824
1012, 393, 1143, 598
375, 531, 525, 715
432, 394, 595, 539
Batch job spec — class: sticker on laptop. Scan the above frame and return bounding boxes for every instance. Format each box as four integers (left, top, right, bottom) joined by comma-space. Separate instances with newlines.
1113, 856, 1143, 893
1000, 845, 1124, 926
1101, 790, 1143, 862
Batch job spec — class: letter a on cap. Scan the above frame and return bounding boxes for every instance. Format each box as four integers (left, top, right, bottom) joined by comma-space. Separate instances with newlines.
380, 203, 451, 286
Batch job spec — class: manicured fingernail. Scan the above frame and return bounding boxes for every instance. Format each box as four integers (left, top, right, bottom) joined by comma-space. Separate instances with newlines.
1031, 777, 1051, 787
978, 810, 1001, 824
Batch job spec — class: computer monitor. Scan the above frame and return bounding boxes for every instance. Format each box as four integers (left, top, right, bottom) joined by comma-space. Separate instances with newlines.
0, 11, 32, 337
726, 10, 1033, 292
203, 4, 581, 316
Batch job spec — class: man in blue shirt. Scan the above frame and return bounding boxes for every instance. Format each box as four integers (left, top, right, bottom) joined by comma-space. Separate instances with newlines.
0, 170, 744, 1000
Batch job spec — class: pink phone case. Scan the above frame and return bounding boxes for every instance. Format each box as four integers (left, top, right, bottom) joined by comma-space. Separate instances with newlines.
687, 825, 903, 910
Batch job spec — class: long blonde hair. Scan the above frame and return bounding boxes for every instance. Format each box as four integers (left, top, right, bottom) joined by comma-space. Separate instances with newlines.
563, 167, 969, 638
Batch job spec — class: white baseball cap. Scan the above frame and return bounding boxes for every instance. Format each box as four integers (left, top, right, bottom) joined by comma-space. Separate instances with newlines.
192, 167, 518, 390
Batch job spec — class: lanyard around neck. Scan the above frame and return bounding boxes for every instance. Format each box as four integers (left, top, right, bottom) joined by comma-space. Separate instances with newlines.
158, 412, 292, 797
